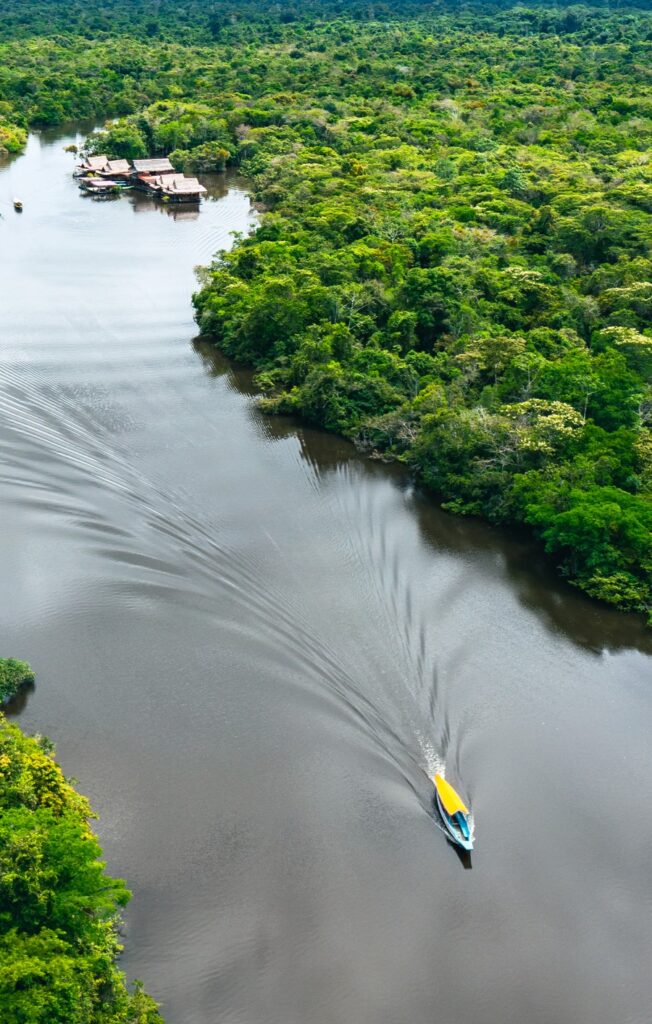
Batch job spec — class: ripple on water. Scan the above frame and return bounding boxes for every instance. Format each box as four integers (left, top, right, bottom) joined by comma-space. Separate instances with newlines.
2, 129, 652, 1024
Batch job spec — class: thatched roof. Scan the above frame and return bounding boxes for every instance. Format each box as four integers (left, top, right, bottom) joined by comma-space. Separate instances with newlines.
157, 173, 187, 187
83, 155, 109, 171
106, 159, 131, 174
167, 177, 207, 195
132, 158, 174, 173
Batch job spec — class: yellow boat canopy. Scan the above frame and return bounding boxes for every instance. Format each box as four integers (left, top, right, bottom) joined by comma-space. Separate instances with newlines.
434, 774, 468, 816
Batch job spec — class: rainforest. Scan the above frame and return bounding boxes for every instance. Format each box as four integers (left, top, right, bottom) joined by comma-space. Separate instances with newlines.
0, 0, 650, 616
1, 3, 652, 1023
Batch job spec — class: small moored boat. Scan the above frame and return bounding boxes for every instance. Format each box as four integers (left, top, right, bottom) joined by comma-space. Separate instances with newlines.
78, 178, 120, 198
433, 773, 474, 851
13, 198, 23, 211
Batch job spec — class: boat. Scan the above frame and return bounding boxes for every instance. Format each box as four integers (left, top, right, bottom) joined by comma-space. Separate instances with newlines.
13, 199, 23, 211
433, 773, 474, 851
78, 178, 120, 198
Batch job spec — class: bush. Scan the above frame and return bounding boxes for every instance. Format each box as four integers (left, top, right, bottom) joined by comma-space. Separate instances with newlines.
0, 122, 27, 154
0, 713, 163, 1023
0, 659, 34, 704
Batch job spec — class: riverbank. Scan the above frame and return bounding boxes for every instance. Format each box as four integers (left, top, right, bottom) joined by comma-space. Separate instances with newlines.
0, 711, 163, 1023
3, 125, 652, 1024
2, 4, 650, 618
186, 6, 652, 621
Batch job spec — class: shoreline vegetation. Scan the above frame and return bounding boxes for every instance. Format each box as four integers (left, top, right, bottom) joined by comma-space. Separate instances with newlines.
0, 659, 35, 704
0, 689, 163, 1023
0, 1, 650, 623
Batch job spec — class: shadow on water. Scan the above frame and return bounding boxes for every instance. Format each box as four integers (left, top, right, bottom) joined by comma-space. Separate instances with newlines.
408, 486, 652, 656
4, 680, 36, 718
455, 848, 473, 870
193, 340, 652, 658
193, 340, 260, 396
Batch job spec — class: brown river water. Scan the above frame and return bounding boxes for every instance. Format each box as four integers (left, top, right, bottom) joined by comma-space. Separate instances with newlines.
1, 127, 651, 1024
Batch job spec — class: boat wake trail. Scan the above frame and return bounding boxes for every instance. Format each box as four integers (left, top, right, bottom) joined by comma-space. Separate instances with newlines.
326, 470, 472, 754
1, 343, 473, 820
0, 363, 419, 763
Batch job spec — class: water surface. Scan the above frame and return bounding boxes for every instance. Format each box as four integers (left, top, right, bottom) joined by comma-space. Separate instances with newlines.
1, 128, 651, 1024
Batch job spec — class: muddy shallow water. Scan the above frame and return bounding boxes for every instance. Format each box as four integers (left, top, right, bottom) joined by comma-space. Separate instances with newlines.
1, 127, 651, 1024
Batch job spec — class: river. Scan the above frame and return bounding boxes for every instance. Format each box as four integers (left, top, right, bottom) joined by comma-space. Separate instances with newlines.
1, 127, 651, 1024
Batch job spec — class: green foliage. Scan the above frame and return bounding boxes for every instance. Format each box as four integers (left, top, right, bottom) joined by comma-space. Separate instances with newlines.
88, 123, 147, 161
0, 714, 163, 1024
0, 122, 26, 154
87, 103, 235, 166
186, 4, 652, 619
514, 476, 652, 611
0, 0, 650, 617
169, 142, 231, 173
0, 660, 34, 704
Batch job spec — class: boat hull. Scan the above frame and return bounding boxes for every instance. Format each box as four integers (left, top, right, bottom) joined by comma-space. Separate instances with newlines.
435, 790, 474, 851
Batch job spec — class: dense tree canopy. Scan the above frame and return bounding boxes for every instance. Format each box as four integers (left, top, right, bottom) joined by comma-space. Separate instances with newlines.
0, 713, 163, 1023
0, 0, 650, 617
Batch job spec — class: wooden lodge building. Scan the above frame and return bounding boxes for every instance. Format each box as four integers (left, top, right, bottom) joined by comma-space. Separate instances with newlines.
77, 155, 132, 180
76, 154, 207, 203
139, 172, 207, 201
